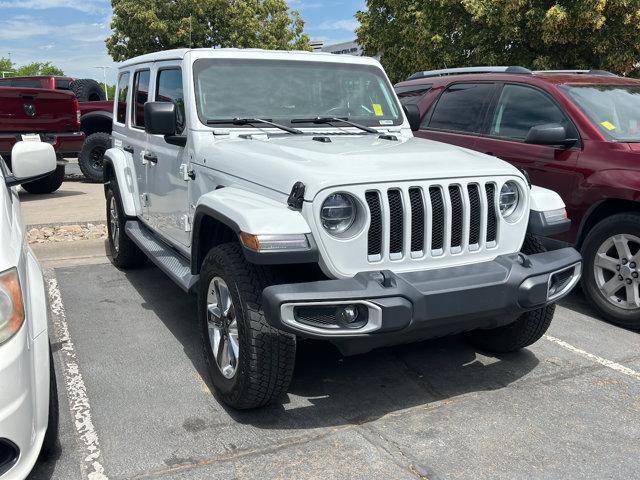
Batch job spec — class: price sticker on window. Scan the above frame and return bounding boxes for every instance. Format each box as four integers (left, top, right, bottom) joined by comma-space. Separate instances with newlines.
372, 103, 384, 116
601, 121, 616, 131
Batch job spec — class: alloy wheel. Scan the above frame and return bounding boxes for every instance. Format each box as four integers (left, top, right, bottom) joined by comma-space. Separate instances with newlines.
109, 195, 120, 253
593, 233, 640, 310
206, 277, 239, 379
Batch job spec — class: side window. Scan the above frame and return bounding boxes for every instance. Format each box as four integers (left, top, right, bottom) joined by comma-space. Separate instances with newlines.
156, 68, 185, 133
132, 69, 150, 128
426, 83, 495, 133
395, 85, 432, 106
490, 84, 570, 140
55, 79, 71, 90
116, 72, 130, 124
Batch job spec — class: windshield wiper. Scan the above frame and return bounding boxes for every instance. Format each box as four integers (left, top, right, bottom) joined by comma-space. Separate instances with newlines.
206, 118, 302, 135
290, 116, 379, 134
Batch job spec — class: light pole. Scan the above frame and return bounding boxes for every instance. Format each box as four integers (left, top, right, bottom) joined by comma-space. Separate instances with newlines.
93, 66, 112, 101
0, 71, 15, 78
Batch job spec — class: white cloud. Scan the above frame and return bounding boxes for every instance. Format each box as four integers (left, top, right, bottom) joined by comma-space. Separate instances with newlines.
0, 0, 105, 13
317, 19, 359, 31
0, 17, 109, 42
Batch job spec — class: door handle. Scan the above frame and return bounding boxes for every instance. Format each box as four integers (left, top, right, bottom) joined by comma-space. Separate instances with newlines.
123, 145, 134, 154
144, 153, 158, 164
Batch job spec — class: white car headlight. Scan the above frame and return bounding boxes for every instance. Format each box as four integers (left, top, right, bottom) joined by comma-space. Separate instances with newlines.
500, 181, 520, 219
321, 193, 357, 235
0, 268, 25, 345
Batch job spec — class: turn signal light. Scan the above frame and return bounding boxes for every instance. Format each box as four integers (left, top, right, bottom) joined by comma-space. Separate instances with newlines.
240, 232, 309, 252
0, 268, 25, 345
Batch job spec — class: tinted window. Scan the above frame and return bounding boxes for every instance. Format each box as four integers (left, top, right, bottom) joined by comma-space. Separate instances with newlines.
55, 79, 71, 90
116, 72, 130, 124
132, 70, 150, 128
396, 85, 431, 106
491, 84, 568, 140
156, 69, 185, 133
426, 83, 495, 133
1, 78, 43, 88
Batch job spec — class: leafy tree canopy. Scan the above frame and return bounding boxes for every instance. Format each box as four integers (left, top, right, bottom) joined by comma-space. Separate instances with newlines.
0, 58, 64, 77
106, 0, 311, 61
356, 0, 640, 83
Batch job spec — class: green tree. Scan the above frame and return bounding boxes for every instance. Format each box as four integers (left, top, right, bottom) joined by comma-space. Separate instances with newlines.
0, 57, 14, 75
356, 0, 640, 83
14, 62, 64, 76
106, 0, 311, 61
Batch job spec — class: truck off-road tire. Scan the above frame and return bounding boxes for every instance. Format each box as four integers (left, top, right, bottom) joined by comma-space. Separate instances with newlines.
467, 234, 555, 353
106, 180, 146, 269
70, 79, 106, 102
199, 242, 296, 409
581, 213, 640, 329
40, 347, 59, 457
21, 164, 65, 194
78, 132, 110, 182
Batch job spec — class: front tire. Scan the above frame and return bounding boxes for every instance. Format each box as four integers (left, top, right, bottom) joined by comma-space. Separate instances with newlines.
199, 243, 296, 409
22, 164, 65, 194
467, 234, 555, 352
581, 213, 640, 329
106, 180, 146, 269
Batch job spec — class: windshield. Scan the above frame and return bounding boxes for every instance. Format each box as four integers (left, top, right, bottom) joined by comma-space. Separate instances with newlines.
562, 84, 640, 142
193, 58, 402, 128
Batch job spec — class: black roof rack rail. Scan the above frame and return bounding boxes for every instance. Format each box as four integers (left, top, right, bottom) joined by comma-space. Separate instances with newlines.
407, 66, 532, 80
532, 69, 618, 77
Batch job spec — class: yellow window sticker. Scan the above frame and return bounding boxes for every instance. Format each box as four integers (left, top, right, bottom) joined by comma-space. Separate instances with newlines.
601, 121, 616, 131
372, 103, 384, 116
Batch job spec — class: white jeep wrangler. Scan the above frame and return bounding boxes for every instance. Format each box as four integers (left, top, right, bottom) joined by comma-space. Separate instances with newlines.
104, 48, 582, 409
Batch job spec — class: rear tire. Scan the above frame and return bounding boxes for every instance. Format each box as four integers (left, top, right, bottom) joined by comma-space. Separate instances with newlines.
21, 164, 65, 194
106, 180, 146, 269
70, 79, 106, 102
199, 242, 296, 409
78, 132, 110, 183
581, 213, 640, 329
467, 234, 555, 352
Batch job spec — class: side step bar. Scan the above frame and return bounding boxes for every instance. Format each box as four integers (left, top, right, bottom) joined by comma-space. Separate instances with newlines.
125, 220, 199, 293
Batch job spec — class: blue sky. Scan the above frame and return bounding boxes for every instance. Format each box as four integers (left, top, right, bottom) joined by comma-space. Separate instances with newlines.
0, 0, 364, 84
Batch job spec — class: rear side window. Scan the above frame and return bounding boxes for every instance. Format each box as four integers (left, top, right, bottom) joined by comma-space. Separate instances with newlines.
2, 78, 43, 88
116, 72, 130, 124
395, 85, 432, 106
55, 79, 71, 90
426, 83, 495, 133
156, 68, 185, 133
132, 69, 150, 128
490, 84, 569, 140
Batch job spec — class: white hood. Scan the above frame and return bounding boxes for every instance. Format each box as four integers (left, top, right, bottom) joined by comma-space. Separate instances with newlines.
194, 133, 523, 199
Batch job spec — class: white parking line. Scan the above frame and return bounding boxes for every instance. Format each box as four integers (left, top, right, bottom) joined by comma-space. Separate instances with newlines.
46, 274, 109, 480
544, 334, 640, 381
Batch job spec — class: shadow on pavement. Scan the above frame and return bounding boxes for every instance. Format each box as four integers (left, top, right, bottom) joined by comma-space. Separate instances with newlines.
18, 190, 85, 202
123, 264, 540, 430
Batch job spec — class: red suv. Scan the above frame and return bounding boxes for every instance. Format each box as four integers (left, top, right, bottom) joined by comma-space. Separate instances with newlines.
395, 66, 640, 329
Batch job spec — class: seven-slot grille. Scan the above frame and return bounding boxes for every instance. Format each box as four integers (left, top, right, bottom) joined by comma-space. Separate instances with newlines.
365, 182, 499, 260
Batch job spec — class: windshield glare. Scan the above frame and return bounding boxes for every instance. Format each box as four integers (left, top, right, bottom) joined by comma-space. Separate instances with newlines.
193, 59, 401, 128
562, 84, 640, 142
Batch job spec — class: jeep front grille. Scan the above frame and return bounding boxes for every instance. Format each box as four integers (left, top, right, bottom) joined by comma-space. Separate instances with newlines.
365, 182, 499, 260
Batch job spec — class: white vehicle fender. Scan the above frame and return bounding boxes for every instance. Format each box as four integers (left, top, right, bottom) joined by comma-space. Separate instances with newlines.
102, 147, 141, 217
529, 185, 566, 212
193, 187, 311, 236
527, 185, 571, 237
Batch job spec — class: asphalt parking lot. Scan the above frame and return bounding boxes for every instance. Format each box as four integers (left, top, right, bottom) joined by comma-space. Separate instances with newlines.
25, 252, 640, 479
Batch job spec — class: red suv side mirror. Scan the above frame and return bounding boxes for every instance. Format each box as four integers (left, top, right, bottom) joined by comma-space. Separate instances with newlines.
525, 123, 577, 149
402, 104, 422, 132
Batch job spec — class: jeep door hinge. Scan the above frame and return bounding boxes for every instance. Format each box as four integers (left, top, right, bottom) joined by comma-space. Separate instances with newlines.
180, 163, 195, 181
140, 193, 149, 207
181, 214, 192, 232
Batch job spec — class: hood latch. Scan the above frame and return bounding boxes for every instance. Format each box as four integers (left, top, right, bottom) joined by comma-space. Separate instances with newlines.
287, 182, 306, 210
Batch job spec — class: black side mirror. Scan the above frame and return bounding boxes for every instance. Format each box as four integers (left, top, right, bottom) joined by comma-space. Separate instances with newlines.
144, 102, 177, 136
525, 123, 577, 148
402, 104, 422, 132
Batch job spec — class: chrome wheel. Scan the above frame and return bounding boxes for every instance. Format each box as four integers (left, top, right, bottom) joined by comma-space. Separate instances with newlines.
594, 234, 640, 310
206, 277, 239, 379
109, 195, 120, 253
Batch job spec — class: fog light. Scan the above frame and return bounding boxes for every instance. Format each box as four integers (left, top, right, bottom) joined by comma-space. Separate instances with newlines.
337, 305, 359, 324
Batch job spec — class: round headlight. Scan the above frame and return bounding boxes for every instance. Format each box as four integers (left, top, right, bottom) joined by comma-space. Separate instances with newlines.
321, 193, 357, 235
499, 181, 520, 218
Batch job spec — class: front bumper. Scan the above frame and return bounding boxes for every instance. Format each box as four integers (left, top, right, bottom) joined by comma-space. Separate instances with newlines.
263, 247, 581, 355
